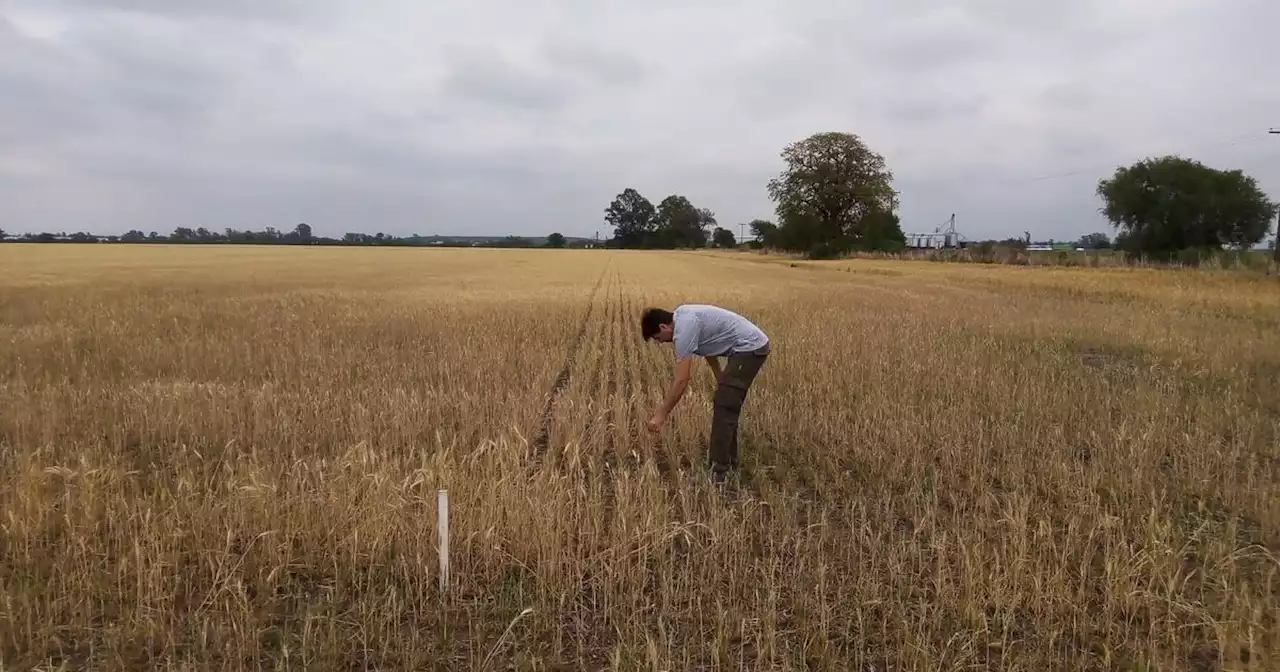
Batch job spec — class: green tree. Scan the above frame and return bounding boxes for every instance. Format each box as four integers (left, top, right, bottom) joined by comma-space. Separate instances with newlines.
1078, 232, 1111, 250
0, 228, 6, 241
748, 219, 778, 247
653, 195, 714, 248
766, 131, 897, 258
605, 188, 656, 248
1097, 155, 1277, 259
712, 227, 736, 248
698, 208, 717, 237
855, 210, 906, 252
546, 232, 567, 248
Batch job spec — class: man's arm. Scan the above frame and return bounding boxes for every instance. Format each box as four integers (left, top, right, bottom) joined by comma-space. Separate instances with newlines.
648, 356, 694, 432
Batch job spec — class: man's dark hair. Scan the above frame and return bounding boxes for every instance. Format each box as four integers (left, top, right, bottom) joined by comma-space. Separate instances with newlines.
640, 307, 674, 341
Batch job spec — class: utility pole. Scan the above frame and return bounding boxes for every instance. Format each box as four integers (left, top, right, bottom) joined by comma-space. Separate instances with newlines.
1272, 130, 1279, 263
739, 222, 746, 243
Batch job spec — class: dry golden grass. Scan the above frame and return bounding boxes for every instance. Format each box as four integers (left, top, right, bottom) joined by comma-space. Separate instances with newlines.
1, 244, 1278, 670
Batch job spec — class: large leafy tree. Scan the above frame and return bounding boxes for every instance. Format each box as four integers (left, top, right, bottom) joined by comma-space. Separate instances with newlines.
748, 219, 778, 247
604, 188, 656, 248
545, 232, 566, 248
1097, 156, 1277, 258
653, 195, 706, 248
647, 196, 718, 248
766, 132, 900, 257
711, 227, 736, 248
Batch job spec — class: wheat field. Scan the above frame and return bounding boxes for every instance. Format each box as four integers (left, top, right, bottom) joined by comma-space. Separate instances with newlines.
1, 244, 1277, 671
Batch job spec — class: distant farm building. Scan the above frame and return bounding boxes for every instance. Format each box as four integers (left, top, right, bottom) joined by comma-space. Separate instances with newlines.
905, 231, 962, 249
904, 214, 964, 249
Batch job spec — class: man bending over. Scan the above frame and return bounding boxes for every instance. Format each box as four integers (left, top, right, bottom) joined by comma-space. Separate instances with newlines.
641, 304, 771, 483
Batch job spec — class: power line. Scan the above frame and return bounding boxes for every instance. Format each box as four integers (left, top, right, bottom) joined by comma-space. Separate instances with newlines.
905, 127, 1279, 242
1010, 129, 1262, 184
1270, 128, 1279, 263
923, 129, 1266, 191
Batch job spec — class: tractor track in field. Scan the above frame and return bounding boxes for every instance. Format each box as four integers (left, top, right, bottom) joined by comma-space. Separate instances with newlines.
571, 272, 610, 476
596, 270, 621, 539
618, 278, 641, 474
604, 273, 620, 461
531, 261, 610, 465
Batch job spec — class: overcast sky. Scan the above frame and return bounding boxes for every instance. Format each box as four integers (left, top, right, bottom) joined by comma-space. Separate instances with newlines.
2, 0, 1277, 242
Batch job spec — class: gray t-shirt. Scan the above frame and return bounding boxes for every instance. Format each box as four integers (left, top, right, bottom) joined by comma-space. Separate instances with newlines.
673, 304, 769, 360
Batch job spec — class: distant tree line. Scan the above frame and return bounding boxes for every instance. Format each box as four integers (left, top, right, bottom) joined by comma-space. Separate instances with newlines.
602, 130, 1277, 263
7, 132, 1276, 264
964, 231, 1114, 253
0, 224, 585, 249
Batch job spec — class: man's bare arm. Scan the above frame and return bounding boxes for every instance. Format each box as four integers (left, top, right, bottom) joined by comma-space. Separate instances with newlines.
648, 357, 694, 432
658, 357, 694, 416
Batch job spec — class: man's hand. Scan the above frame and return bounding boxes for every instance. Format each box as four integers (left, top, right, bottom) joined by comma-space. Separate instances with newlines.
647, 413, 667, 434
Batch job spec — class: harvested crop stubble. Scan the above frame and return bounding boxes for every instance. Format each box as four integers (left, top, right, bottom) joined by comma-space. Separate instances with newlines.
1, 244, 1277, 670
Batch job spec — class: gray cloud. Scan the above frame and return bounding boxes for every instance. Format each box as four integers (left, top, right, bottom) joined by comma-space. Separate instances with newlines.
542, 40, 646, 86
440, 48, 573, 112
1, 0, 1277, 243
37, 0, 323, 23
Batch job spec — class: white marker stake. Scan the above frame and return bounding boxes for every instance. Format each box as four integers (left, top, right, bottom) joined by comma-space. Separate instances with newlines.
437, 489, 450, 595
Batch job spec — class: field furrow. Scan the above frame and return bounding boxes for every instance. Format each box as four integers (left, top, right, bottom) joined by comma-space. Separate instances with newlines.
566, 268, 610, 470
530, 258, 610, 465
594, 267, 621, 539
